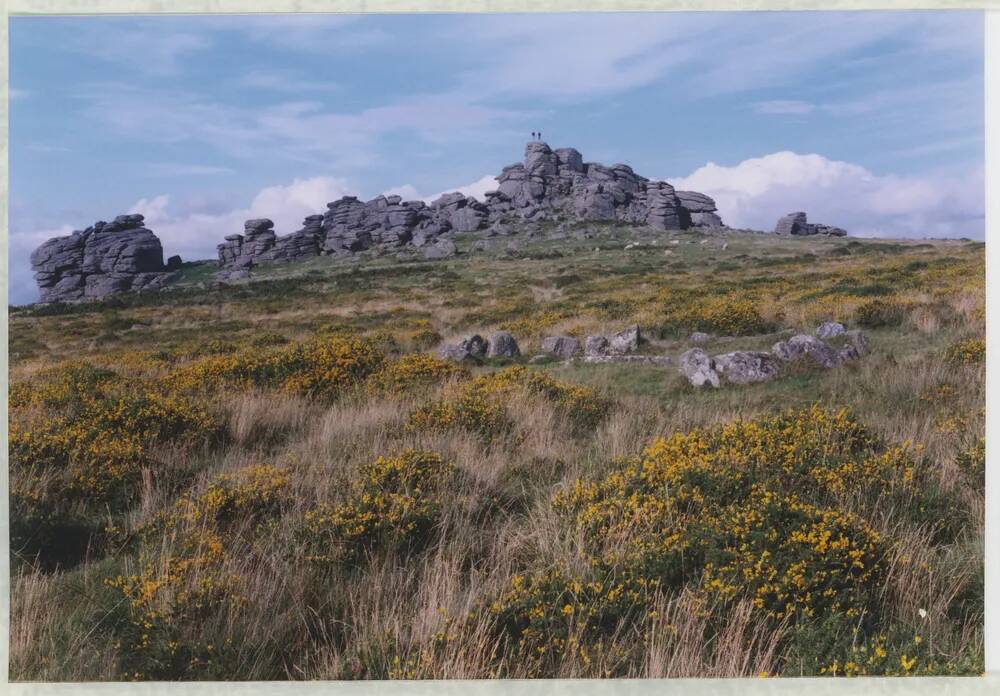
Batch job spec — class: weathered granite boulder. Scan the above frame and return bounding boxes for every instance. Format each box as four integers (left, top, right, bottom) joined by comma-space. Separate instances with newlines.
816, 321, 846, 340
439, 334, 488, 363
774, 212, 848, 237
585, 335, 611, 357
424, 238, 457, 260
486, 331, 520, 358
31, 214, 179, 303
690, 331, 712, 345
541, 335, 581, 359
609, 325, 641, 354
712, 351, 781, 384
679, 348, 720, 388
772, 334, 840, 368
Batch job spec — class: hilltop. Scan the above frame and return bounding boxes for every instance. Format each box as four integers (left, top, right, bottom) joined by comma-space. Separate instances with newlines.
28, 141, 851, 305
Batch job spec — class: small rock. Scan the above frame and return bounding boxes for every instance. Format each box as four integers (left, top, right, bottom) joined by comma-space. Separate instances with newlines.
712, 351, 781, 384
678, 348, 719, 388
541, 335, 581, 358
815, 321, 846, 340
486, 331, 520, 358
690, 331, 712, 345
424, 239, 457, 260
529, 354, 551, 364
842, 329, 870, 356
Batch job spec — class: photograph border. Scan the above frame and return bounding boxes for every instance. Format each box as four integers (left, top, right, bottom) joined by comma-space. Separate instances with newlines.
1, 1, 997, 694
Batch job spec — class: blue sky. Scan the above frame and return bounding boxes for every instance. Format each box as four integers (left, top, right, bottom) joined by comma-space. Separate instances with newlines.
9, 11, 985, 304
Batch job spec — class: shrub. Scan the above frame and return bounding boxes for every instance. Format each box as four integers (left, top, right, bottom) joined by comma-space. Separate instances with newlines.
104, 465, 291, 680
406, 366, 609, 438
472, 407, 956, 674
366, 353, 467, 396
301, 450, 454, 565
166, 334, 385, 399
661, 294, 768, 336
855, 299, 907, 328
943, 338, 985, 366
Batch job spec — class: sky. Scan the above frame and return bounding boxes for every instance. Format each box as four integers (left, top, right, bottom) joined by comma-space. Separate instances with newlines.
8, 11, 985, 305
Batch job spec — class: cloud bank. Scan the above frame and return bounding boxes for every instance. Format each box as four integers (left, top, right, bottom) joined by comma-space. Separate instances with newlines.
670, 151, 983, 239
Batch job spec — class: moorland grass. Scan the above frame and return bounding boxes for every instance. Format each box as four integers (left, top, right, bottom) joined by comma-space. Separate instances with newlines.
8, 227, 984, 680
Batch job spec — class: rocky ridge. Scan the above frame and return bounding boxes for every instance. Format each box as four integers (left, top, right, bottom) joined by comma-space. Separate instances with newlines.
215, 141, 727, 272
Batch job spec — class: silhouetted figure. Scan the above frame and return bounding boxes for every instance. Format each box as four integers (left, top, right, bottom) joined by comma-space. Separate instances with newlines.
531, 131, 536, 140
538, 131, 542, 141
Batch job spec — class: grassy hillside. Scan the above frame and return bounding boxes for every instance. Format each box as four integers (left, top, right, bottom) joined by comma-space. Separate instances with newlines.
8, 224, 985, 680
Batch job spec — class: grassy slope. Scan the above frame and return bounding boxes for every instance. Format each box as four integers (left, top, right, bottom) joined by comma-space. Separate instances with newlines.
8, 224, 985, 680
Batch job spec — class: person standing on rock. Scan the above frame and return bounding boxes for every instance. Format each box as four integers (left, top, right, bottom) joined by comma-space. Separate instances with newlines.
531, 131, 536, 141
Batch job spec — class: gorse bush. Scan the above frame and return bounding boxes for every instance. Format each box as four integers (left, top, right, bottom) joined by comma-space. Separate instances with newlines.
659, 293, 769, 336
855, 299, 907, 328
166, 334, 386, 399
477, 407, 956, 676
366, 353, 467, 396
407, 366, 609, 439
944, 338, 985, 367
9, 368, 223, 568
105, 465, 291, 680
301, 450, 455, 565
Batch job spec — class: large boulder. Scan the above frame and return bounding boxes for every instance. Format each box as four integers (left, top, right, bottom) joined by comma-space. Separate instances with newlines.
585, 335, 611, 357
609, 325, 641, 354
678, 348, 720, 388
775, 212, 809, 235
541, 335, 581, 359
771, 334, 840, 368
439, 334, 488, 363
424, 239, 457, 260
712, 351, 781, 384
486, 331, 520, 358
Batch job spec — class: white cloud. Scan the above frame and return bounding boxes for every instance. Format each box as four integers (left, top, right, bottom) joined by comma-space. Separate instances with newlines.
128, 176, 356, 262
382, 175, 499, 204
670, 151, 984, 238
10, 87, 30, 100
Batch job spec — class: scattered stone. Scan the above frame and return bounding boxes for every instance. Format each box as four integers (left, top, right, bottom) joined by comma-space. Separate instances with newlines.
712, 351, 781, 384
690, 331, 712, 345
678, 348, 720, 388
772, 334, 840, 368
816, 321, 846, 339
486, 331, 520, 358
609, 325, 641, 354
541, 335, 582, 358
439, 334, 488, 363
585, 335, 611, 357
842, 329, 870, 356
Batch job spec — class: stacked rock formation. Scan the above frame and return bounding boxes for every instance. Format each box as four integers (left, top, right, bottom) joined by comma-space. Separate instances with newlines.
30, 214, 180, 303
774, 212, 847, 237
217, 216, 324, 269
216, 140, 726, 270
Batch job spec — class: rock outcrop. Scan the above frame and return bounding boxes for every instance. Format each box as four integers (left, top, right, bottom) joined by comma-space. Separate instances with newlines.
215, 141, 724, 271
30, 214, 180, 303
774, 212, 847, 237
